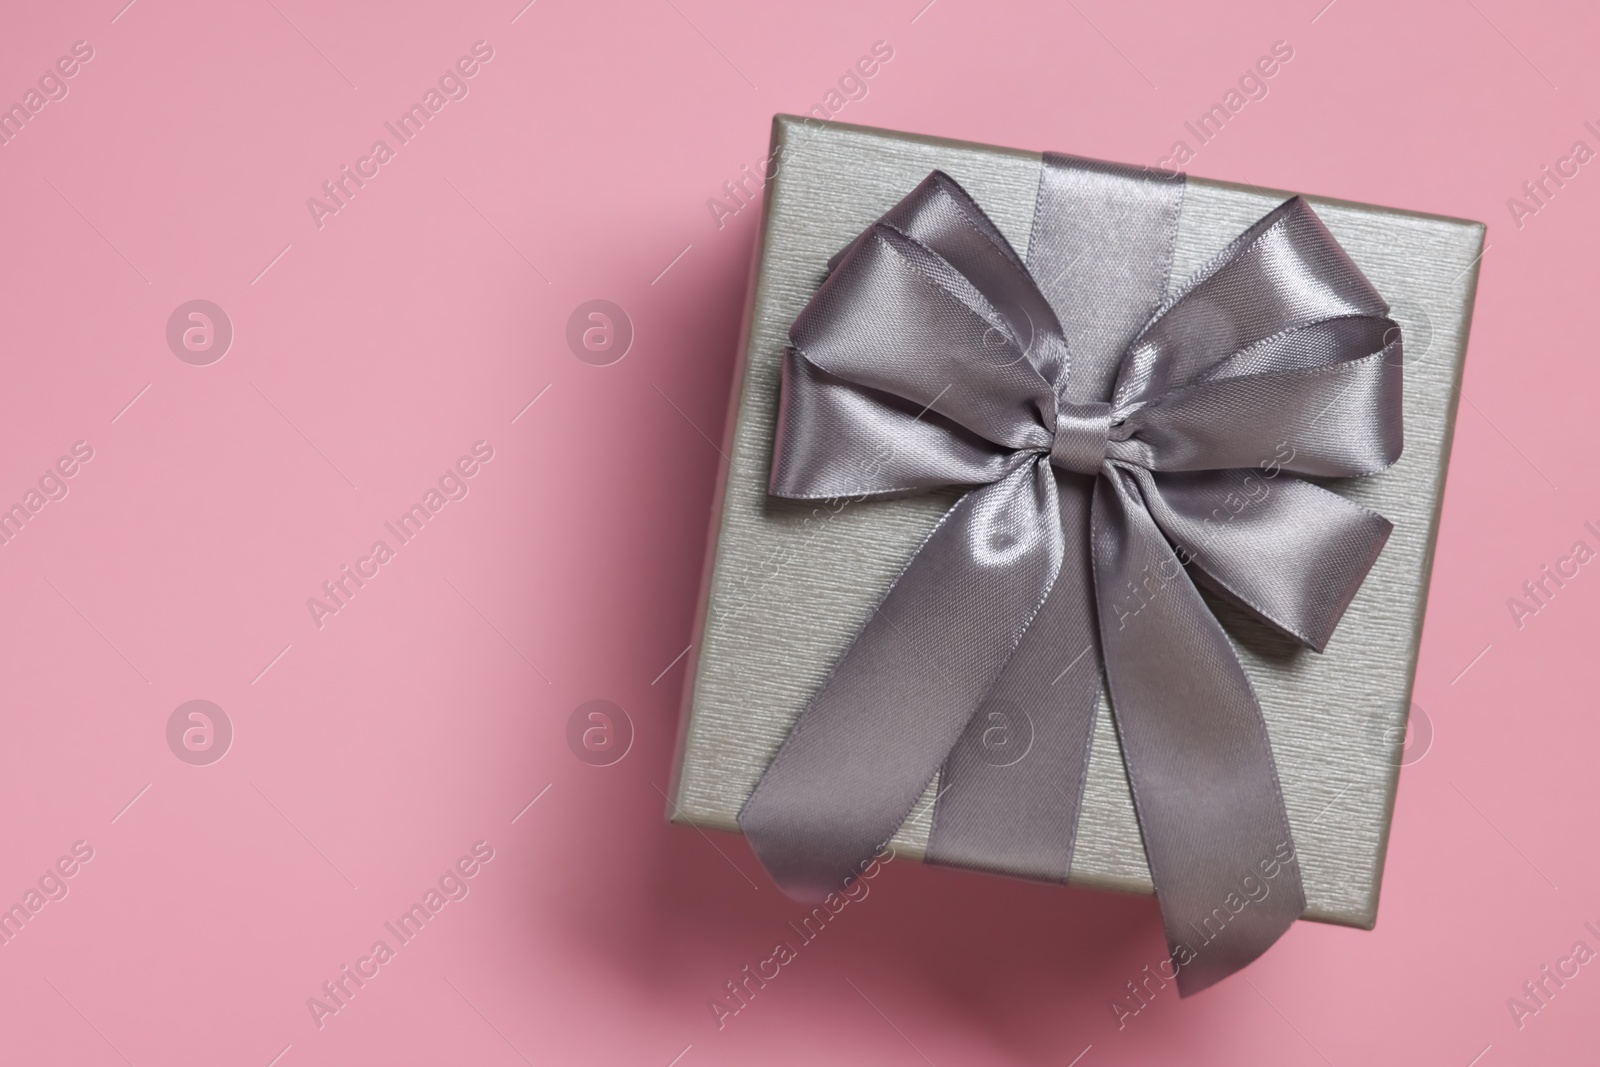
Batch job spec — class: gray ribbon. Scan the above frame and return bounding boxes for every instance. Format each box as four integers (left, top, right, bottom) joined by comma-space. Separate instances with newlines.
737, 155, 1402, 995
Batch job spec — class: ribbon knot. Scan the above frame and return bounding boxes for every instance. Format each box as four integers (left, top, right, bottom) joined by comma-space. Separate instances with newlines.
740, 158, 1404, 995
1049, 401, 1112, 475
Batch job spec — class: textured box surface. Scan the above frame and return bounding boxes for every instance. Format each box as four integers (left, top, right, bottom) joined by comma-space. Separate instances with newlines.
670, 116, 1484, 928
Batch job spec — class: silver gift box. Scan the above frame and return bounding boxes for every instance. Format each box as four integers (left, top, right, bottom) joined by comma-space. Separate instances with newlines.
668, 116, 1484, 928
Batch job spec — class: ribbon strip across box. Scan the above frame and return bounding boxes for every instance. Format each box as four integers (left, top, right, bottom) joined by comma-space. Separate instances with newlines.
668, 116, 1484, 936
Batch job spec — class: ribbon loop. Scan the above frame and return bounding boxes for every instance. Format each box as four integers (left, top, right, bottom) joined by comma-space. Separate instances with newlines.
739, 160, 1402, 995
1132, 467, 1393, 651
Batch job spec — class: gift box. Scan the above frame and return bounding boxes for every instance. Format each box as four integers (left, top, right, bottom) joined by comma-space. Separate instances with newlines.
667, 116, 1483, 946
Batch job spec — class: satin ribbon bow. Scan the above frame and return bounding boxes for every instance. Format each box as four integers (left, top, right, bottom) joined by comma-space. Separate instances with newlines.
738, 158, 1402, 994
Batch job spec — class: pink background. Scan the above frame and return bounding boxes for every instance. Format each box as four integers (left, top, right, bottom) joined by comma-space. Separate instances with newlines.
0, 0, 1594, 1063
